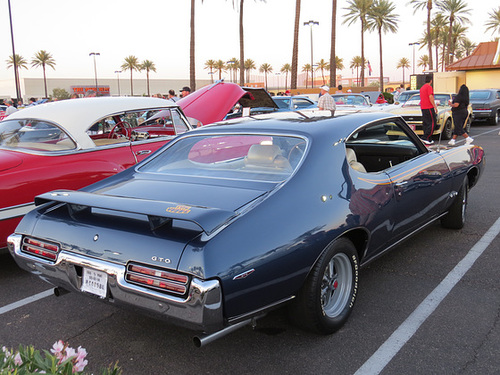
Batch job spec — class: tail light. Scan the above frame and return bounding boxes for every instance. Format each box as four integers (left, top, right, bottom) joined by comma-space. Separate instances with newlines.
21, 237, 60, 261
125, 263, 189, 296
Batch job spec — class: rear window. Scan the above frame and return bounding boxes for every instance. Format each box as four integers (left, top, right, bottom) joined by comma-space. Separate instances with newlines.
470, 91, 491, 100
140, 134, 306, 182
0, 119, 76, 151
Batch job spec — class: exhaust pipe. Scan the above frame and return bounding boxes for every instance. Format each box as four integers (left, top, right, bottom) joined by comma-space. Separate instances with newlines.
53, 287, 70, 297
193, 318, 254, 348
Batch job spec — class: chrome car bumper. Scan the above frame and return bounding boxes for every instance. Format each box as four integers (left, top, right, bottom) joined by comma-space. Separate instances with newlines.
7, 234, 224, 333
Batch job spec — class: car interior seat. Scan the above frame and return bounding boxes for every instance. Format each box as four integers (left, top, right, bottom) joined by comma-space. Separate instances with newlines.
245, 144, 292, 172
346, 148, 367, 173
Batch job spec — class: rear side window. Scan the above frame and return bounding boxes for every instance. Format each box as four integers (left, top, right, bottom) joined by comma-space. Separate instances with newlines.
0, 119, 76, 151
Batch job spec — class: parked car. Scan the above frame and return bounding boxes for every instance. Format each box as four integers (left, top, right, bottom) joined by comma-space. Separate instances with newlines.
272, 95, 317, 111
0, 97, 193, 250
178, 81, 278, 123
387, 93, 472, 140
469, 89, 500, 125
0, 105, 7, 121
393, 90, 419, 105
331, 93, 372, 112
8, 111, 484, 346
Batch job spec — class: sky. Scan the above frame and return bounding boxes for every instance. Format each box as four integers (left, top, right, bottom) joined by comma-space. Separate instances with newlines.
0, 0, 498, 87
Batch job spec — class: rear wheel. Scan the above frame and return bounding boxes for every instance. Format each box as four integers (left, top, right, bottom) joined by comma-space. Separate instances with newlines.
441, 176, 468, 229
442, 118, 453, 140
489, 111, 500, 125
289, 238, 359, 334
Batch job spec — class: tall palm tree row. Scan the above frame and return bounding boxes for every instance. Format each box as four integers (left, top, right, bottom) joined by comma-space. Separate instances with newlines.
31, 50, 56, 99
302, 63, 312, 89
280, 63, 291, 91
350, 55, 364, 86
367, 0, 398, 93
315, 59, 329, 85
6, 54, 28, 99
259, 63, 273, 91
204, 60, 217, 83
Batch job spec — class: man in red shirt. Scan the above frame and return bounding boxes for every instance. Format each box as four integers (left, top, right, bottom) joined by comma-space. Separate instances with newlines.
419, 74, 438, 144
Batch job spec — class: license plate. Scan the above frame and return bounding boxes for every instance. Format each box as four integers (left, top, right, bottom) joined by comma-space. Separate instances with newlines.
81, 268, 108, 298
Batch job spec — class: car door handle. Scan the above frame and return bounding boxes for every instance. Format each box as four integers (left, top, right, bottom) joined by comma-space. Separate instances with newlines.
136, 150, 152, 156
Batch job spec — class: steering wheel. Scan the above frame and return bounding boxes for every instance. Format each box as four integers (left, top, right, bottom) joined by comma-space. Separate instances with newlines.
108, 121, 130, 139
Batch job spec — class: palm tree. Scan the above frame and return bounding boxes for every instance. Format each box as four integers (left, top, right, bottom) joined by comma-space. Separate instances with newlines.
450, 23, 468, 61
121, 55, 141, 96
189, 0, 203, 91
259, 63, 273, 91
457, 38, 476, 57
141, 60, 156, 97
291, 0, 301, 89
31, 50, 56, 99
204, 59, 217, 83
409, 0, 435, 71
330, 0, 338, 88
367, 0, 398, 92
418, 55, 430, 71
227, 58, 239, 82
397, 57, 410, 87
430, 13, 448, 71
6, 54, 28, 99
436, 0, 470, 66
214, 60, 226, 80
281, 63, 291, 91
343, 0, 374, 88
302, 63, 312, 88
315, 59, 329, 85
485, 6, 500, 35
335, 56, 345, 71
244, 59, 256, 83
350, 56, 364, 86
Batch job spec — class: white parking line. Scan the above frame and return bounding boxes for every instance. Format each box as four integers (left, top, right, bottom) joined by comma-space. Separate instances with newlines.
0, 289, 53, 315
355, 216, 500, 375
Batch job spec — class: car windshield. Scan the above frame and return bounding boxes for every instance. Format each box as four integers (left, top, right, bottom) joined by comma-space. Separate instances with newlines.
273, 98, 290, 110
140, 134, 306, 182
0, 119, 76, 151
470, 91, 491, 100
404, 94, 450, 107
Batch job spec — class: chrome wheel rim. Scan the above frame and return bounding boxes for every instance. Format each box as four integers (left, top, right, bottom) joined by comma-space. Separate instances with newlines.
321, 253, 352, 318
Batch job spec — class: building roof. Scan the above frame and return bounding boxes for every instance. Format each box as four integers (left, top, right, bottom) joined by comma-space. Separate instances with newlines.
446, 41, 500, 71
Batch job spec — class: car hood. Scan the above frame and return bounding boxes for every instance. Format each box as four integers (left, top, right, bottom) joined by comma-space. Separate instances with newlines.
26, 178, 269, 268
0, 151, 23, 172
177, 82, 277, 125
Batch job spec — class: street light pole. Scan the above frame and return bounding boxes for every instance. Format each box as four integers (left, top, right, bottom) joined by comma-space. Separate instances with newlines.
304, 20, 319, 88
409, 42, 420, 74
89, 52, 100, 95
114, 70, 122, 96
8, 0, 21, 101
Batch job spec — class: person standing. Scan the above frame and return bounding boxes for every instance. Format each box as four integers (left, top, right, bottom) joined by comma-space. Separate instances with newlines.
5, 100, 18, 116
318, 85, 336, 114
167, 89, 179, 102
180, 86, 191, 98
419, 75, 437, 144
448, 84, 473, 146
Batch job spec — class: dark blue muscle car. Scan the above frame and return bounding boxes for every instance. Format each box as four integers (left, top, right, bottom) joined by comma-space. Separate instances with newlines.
8, 112, 484, 346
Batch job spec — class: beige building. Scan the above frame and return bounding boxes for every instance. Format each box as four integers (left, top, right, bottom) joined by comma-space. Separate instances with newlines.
0, 77, 212, 101
435, 41, 500, 92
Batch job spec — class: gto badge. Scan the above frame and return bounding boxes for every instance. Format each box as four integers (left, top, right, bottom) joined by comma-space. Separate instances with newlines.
152, 256, 171, 264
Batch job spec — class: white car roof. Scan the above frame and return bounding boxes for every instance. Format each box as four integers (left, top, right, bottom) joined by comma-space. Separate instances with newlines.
5, 97, 178, 149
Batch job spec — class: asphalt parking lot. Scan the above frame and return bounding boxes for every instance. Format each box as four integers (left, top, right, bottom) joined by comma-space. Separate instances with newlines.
1, 123, 499, 375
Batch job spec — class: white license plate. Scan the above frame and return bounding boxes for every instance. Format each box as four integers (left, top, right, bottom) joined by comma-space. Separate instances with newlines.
81, 268, 108, 298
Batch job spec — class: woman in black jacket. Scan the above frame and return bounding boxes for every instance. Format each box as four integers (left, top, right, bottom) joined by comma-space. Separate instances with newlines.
448, 84, 473, 146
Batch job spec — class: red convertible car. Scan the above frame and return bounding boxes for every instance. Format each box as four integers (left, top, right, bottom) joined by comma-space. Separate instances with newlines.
0, 97, 193, 249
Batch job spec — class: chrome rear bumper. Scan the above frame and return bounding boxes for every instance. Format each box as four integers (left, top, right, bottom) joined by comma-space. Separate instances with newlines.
7, 234, 224, 332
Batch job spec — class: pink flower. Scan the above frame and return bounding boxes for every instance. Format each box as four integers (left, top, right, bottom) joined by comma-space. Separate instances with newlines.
14, 352, 22, 365
50, 340, 65, 360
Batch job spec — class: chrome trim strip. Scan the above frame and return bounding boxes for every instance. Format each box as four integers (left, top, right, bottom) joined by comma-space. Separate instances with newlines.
0, 203, 36, 221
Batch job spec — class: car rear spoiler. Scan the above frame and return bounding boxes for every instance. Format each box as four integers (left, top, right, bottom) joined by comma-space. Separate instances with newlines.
35, 190, 236, 235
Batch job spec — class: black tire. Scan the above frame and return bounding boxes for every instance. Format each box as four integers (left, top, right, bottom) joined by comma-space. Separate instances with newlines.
489, 111, 500, 125
441, 176, 468, 229
442, 118, 453, 140
289, 238, 359, 334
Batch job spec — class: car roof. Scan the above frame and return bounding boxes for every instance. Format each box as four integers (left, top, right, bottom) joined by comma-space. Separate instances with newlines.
5, 97, 178, 149
193, 111, 397, 140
